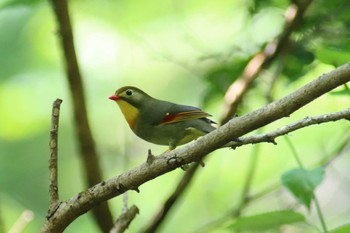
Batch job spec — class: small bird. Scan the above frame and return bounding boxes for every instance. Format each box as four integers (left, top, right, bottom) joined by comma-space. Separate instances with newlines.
109, 86, 217, 150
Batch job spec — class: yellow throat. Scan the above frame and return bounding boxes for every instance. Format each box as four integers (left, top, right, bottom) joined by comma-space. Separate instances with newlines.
116, 100, 139, 130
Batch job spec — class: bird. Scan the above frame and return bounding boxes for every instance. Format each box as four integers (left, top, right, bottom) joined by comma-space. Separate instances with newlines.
109, 86, 217, 150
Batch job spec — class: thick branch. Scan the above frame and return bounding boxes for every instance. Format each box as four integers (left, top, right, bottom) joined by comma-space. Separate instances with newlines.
49, 0, 113, 231
48, 99, 62, 213
220, 0, 313, 124
40, 62, 350, 232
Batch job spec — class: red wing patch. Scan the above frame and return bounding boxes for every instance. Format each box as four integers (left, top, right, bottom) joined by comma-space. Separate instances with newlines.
160, 110, 211, 124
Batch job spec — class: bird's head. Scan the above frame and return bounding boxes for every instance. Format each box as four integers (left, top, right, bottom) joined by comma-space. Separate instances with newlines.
109, 86, 151, 107
109, 86, 151, 130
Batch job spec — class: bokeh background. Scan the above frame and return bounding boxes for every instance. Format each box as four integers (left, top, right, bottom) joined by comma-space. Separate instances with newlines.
0, 0, 349, 232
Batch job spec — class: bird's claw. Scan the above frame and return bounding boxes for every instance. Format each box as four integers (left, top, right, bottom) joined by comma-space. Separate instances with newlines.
146, 149, 156, 164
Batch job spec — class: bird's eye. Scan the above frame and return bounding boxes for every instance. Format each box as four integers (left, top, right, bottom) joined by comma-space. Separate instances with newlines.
125, 89, 133, 96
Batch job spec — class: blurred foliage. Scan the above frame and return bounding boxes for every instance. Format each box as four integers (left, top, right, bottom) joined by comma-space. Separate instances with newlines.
227, 210, 305, 232
282, 167, 324, 210
0, 0, 349, 233
330, 224, 350, 233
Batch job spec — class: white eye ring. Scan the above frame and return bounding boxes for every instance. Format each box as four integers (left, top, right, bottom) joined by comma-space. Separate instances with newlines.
125, 89, 133, 96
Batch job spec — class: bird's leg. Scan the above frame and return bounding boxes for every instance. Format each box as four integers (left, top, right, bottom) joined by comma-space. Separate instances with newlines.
146, 149, 156, 165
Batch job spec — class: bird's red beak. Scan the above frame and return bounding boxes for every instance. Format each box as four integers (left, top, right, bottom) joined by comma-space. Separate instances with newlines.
109, 95, 121, 101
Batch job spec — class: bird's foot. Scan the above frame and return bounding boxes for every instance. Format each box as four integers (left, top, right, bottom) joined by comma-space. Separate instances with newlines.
146, 149, 156, 165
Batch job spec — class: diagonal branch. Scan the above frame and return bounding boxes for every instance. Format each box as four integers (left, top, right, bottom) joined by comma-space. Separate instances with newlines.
225, 108, 350, 148
141, 163, 201, 233
110, 205, 139, 233
40, 62, 350, 232
49, 0, 113, 231
137, 105, 350, 233
220, 0, 313, 124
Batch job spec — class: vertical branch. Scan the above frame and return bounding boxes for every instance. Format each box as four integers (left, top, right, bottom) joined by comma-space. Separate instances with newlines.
49, 0, 113, 231
49, 98, 62, 210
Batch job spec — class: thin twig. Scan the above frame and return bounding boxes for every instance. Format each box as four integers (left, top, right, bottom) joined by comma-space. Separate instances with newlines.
49, 0, 113, 231
220, 0, 313, 124
225, 109, 350, 149
284, 137, 304, 168
141, 163, 201, 233
312, 194, 329, 233
110, 205, 139, 233
49, 98, 62, 211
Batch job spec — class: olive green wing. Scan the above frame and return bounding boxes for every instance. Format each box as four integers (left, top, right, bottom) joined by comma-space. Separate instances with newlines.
160, 105, 213, 125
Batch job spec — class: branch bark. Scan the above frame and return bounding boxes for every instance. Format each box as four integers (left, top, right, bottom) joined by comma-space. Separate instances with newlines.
40, 62, 350, 232
48, 99, 62, 215
225, 108, 350, 148
49, 0, 113, 231
220, 0, 313, 124
110, 205, 139, 233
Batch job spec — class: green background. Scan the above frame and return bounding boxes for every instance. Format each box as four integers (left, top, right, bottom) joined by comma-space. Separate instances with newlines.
0, 0, 349, 232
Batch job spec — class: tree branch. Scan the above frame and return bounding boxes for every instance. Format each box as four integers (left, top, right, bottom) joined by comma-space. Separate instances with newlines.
110, 205, 139, 233
40, 62, 350, 232
141, 163, 201, 233
220, 0, 313, 124
48, 99, 62, 215
49, 0, 113, 231
226, 108, 350, 148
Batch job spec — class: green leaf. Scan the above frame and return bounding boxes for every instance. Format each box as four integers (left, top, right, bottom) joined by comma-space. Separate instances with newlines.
227, 210, 305, 231
330, 224, 350, 233
281, 167, 325, 209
